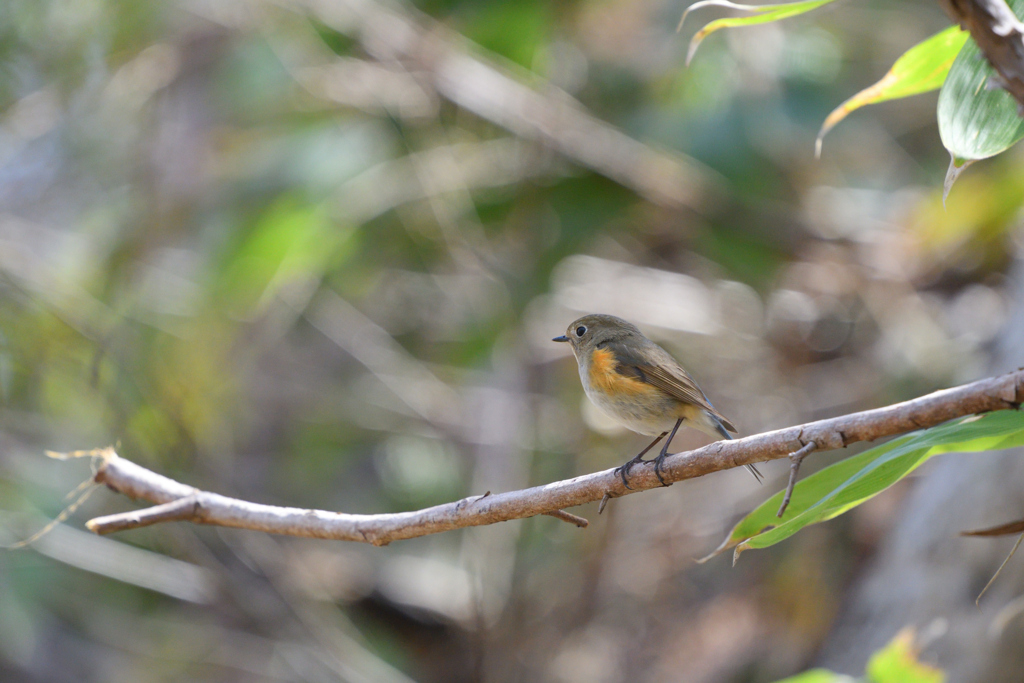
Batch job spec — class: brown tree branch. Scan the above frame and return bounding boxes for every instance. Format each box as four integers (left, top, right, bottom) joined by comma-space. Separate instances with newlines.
84, 370, 1024, 546
941, 0, 1024, 109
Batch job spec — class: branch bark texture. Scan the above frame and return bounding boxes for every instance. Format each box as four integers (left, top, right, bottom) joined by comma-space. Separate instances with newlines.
86, 370, 1024, 546
941, 0, 1024, 109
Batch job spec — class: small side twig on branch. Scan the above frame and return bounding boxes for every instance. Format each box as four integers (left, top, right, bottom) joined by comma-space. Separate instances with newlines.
81, 369, 1024, 546
777, 441, 817, 518
543, 510, 590, 528
89, 496, 201, 534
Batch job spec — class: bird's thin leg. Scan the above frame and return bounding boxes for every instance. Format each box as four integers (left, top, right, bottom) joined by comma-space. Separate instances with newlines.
615, 432, 666, 490
653, 418, 684, 487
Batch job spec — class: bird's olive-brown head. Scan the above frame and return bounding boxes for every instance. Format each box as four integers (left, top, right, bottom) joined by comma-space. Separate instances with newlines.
552, 314, 643, 361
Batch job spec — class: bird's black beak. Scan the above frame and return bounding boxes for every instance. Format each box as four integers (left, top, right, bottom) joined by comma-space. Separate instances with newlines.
552, 335, 569, 343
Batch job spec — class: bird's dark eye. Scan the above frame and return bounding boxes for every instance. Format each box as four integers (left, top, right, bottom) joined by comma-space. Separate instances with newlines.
575, 326, 587, 337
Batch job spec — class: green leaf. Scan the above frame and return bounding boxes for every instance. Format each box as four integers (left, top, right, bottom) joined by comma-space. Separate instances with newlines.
938, 0, 1024, 194
679, 0, 837, 65
817, 26, 968, 157
865, 628, 945, 683
703, 410, 1024, 562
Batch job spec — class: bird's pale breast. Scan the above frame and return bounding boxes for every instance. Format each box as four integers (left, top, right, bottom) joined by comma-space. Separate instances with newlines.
581, 347, 696, 435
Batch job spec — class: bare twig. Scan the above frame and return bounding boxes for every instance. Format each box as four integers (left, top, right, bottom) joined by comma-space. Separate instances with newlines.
962, 518, 1024, 536
961, 516, 1024, 604
81, 370, 1024, 546
776, 441, 817, 518
976, 532, 1024, 605
940, 0, 1024, 110
543, 510, 589, 528
88, 496, 200, 534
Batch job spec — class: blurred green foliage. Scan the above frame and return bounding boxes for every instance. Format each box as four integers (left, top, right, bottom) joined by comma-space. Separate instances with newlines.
1, 0, 1023, 681
775, 628, 944, 683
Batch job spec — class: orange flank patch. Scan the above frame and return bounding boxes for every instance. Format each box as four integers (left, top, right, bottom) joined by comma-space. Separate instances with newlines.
588, 347, 656, 397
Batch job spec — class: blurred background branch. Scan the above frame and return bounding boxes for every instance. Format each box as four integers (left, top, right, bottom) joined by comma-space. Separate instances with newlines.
292, 0, 721, 210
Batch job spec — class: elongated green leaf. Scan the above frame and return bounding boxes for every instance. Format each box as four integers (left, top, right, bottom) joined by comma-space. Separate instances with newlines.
938, 0, 1024, 193
817, 26, 968, 157
704, 410, 1024, 563
679, 0, 837, 65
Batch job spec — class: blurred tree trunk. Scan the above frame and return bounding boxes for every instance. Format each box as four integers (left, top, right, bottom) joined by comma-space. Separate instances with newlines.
816, 259, 1024, 681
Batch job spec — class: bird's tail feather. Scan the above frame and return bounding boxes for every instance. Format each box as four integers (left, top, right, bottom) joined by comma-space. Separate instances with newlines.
709, 413, 763, 484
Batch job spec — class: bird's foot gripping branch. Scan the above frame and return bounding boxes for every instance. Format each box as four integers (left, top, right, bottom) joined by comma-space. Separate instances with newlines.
53, 370, 1024, 551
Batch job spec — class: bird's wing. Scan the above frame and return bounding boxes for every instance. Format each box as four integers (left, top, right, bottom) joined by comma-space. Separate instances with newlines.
605, 339, 737, 433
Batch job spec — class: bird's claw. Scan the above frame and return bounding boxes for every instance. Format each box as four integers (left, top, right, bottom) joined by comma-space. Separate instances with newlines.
615, 455, 672, 488
614, 461, 637, 489
653, 454, 671, 487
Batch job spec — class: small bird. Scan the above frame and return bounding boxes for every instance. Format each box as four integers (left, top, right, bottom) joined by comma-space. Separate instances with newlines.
553, 313, 762, 488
